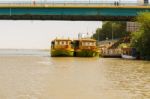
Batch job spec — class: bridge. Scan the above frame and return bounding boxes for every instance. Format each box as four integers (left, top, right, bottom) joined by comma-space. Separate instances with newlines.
0, 1, 149, 21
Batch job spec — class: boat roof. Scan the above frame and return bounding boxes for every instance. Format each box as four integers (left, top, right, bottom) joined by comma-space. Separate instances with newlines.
74, 39, 96, 42
52, 38, 72, 42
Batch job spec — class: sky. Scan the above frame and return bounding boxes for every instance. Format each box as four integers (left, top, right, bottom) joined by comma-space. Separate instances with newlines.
0, 20, 101, 49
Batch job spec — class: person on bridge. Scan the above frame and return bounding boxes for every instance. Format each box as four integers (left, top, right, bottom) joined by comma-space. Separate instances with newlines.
114, 1, 117, 6
114, 1, 119, 6
116, 1, 119, 6
32, 0, 36, 5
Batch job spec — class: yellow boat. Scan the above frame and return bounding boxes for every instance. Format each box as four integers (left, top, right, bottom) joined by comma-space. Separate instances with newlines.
51, 38, 74, 57
73, 39, 100, 57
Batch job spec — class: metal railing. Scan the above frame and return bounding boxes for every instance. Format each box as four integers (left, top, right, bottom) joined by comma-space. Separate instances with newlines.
101, 48, 122, 57
0, 0, 149, 6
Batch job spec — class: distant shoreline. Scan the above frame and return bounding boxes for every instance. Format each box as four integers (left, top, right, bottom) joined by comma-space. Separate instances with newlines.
0, 49, 50, 56
0, 49, 49, 51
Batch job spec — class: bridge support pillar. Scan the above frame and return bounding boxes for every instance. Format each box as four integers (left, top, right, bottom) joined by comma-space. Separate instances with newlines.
139, 0, 149, 5
144, 0, 149, 5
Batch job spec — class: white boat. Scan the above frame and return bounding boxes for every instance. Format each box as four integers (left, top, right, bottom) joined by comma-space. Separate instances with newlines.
121, 54, 136, 60
121, 48, 137, 60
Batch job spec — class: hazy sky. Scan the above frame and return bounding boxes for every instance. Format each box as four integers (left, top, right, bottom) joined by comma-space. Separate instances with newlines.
0, 20, 101, 49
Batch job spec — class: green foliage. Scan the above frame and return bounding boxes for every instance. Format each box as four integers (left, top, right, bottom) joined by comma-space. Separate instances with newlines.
131, 12, 150, 58
118, 43, 130, 48
131, 31, 143, 52
92, 21, 129, 41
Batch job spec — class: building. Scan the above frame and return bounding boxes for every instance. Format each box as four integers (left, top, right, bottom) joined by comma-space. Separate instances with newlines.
126, 22, 140, 32
78, 33, 88, 39
138, 0, 149, 5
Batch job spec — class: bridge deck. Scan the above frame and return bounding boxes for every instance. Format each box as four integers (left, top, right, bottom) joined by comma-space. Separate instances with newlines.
0, 3, 149, 21
0, 4, 149, 9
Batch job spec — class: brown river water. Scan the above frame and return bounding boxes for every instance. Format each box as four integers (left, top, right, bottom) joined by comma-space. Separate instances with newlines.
0, 50, 149, 99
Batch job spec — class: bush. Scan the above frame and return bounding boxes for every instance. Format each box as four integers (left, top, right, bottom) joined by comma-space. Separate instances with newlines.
131, 12, 150, 58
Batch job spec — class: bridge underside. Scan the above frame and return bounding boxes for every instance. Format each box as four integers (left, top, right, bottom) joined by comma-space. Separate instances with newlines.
0, 6, 149, 21
0, 15, 135, 21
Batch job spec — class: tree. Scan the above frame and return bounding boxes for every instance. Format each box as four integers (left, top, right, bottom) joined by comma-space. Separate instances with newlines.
92, 21, 129, 41
131, 12, 150, 58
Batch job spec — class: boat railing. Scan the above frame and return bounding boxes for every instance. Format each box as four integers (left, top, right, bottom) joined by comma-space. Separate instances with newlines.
101, 48, 122, 56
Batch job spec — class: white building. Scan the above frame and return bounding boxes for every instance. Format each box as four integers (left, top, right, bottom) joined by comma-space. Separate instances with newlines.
78, 33, 87, 39
126, 22, 140, 32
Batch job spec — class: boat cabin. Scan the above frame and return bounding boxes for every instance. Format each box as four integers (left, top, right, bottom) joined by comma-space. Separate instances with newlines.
51, 39, 73, 49
73, 39, 97, 50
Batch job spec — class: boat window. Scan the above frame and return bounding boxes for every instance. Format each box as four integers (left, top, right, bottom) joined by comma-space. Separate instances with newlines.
88, 42, 91, 46
93, 42, 96, 46
82, 42, 84, 46
62, 41, 64, 45
64, 41, 67, 45
82, 42, 85, 46
55, 41, 58, 45
82, 42, 89, 46
69, 41, 71, 45
59, 41, 62, 45
68, 41, 70, 45
89, 42, 92, 46
67, 41, 69, 45
85, 42, 88, 46
81, 41, 96, 46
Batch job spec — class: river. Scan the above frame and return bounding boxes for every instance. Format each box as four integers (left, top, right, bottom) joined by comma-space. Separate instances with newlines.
0, 50, 149, 99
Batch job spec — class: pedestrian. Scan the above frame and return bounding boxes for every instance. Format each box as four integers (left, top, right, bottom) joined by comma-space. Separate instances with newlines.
33, 0, 35, 5
114, 1, 117, 6
116, 1, 119, 6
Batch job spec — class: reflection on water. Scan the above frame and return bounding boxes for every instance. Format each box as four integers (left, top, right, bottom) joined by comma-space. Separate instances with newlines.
0, 50, 149, 99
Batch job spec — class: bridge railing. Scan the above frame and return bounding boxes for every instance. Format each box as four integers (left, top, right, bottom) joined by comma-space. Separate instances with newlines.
0, 0, 149, 6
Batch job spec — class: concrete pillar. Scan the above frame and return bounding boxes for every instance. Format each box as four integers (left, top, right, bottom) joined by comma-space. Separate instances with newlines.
144, 0, 149, 4
138, 0, 149, 5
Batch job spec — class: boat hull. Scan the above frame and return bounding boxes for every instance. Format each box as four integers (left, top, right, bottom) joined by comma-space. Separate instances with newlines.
75, 50, 99, 57
51, 49, 74, 57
